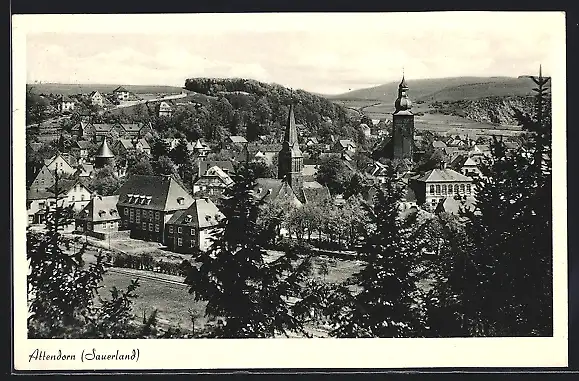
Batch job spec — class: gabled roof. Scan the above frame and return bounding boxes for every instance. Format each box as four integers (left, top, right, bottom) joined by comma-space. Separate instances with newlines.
30, 165, 55, 188
116, 174, 194, 211
89, 90, 102, 97
253, 178, 301, 205
92, 123, 116, 132
197, 160, 235, 177
166, 197, 225, 229
203, 166, 234, 186
138, 138, 151, 149
113, 86, 129, 93
122, 123, 142, 133
417, 168, 472, 183
77, 195, 120, 223
337, 139, 356, 148
76, 140, 92, 150
117, 139, 135, 150
27, 187, 67, 201
28, 142, 43, 152
47, 178, 92, 196
462, 157, 478, 167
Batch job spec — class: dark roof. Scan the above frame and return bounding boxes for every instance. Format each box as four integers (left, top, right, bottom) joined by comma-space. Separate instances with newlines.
30, 165, 56, 189
166, 198, 225, 228
122, 123, 141, 133
76, 140, 91, 149
93, 123, 116, 132
27, 188, 66, 200
76, 195, 120, 223
47, 178, 92, 196
116, 174, 194, 212
96, 137, 115, 158
284, 104, 299, 147
197, 160, 235, 177
253, 178, 300, 205
113, 86, 129, 93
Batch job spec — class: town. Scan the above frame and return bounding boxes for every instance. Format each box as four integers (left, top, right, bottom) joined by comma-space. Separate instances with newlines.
26, 71, 551, 339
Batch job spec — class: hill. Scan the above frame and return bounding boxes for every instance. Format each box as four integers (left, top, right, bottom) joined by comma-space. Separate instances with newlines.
330, 76, 535, 103
25, 83, 184, 96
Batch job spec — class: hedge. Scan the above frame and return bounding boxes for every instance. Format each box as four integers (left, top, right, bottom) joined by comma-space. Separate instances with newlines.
109, 252, 191, 277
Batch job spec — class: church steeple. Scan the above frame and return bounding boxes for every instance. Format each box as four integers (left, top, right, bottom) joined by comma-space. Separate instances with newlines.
278, 96, 303, 191
395, 73, 412, 113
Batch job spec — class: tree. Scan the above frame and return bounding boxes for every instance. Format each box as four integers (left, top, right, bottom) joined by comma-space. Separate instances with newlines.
316, 156, 352, 195
127, 157, 154, 176
170, 138, 190, 166
431, 68, 553, 337
89, 165, 123, 196
329, 163, 424, 337
150, 138, 170, 160
27, 171, 148, 338
181, 164, 314, 338
153, 155, 177, 176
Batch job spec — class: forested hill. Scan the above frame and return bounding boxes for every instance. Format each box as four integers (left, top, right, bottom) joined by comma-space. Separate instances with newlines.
181, 78, 357, 142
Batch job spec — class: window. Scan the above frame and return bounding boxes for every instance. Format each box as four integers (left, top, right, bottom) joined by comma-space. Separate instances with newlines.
168, 226, 173, 233
190, 240, 195, 248
442, 185, 447, 195
467, 184, 471, 194
191, 228, 195, 235
87, 222, 92, 230
435, 185, 441, 195
71, 195, 75, 201
142, 222, 147, 230
460, 184, 465, 194
454, 184, 460, 194
429, 185, 435, 195
149, 211, 153, 219
448, 185, 453, 195
136, 213, 140, 223
149, 223, 153, 231
155, 212, 160, 220
178, 238, 183, 247
81, 194, 85, 201
136, 209, 141, 217
123, 220, 128, 227
130, 208, 134, 217
178, 226, 183, 233
155, 223, 159, 232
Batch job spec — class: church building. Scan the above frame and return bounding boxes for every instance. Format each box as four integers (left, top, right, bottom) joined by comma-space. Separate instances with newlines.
254, 101, 331, 205
392, 75, 415, 161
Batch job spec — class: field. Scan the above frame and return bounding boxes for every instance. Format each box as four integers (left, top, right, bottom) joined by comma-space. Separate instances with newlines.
92, 250, 364, 334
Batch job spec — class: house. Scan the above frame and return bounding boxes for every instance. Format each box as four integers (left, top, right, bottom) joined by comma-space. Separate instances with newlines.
244, 143, 281, 165
71, 121, 90, 138
48, 178, 94, 212
198, 160, 235, 178
27, 142, 43, 153
410, 163, 474, 211
192, 139, 211, 157
89, 91, 105, 107
27, 188, 67, 225
165, 197, 225, 252
75, 163, 95, 179
452, 155, 482, 177
73, 140, 92, 161
75, 195, 121, 236
192, 165, 234, 197
332, 139, 356, 155
28, 164, 56, 193
360, 123, 371, 137
115, 138, 151, 156
112, 86, 131, 102
58, 96, 75, 113
45, 152, 77, 175
302, 164, 318, 182
116, 174, 195, 244
470, 144, 491, 156
225, 135, 248, 149
157, 101, 174, 117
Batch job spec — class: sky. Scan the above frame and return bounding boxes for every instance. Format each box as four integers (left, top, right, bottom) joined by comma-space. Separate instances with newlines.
21, 12, 565, 95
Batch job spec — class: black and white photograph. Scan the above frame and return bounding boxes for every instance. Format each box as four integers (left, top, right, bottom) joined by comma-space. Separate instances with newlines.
12, 12, 567, 370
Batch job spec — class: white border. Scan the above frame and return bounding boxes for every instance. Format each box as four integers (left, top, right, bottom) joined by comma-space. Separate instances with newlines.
12, 12, 568, 371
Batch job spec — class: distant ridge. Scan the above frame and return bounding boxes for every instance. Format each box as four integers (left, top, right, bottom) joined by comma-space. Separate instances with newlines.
328, 76, 535, 103
26, 83, 184, 96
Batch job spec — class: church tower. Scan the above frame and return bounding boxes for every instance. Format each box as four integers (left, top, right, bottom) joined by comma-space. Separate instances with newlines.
94, 136, 115, 169
278, 102, 304, 192
392, 74, 415, 161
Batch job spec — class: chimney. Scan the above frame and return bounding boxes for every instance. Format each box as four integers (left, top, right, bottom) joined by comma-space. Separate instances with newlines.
440, 161, 447, 170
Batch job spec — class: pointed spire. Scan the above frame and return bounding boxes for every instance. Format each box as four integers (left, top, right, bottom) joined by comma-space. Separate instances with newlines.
539, 64, 542, 79
96, 136, 114, 158
284, 102, 299, 146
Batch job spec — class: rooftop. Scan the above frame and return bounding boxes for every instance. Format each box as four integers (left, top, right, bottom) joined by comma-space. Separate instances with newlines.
417, 168, 472, 183
116, 174, 194, 211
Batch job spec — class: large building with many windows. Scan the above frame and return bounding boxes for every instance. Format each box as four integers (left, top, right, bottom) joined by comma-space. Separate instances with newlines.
116, 174, 194, 244
410, 164, 474, 212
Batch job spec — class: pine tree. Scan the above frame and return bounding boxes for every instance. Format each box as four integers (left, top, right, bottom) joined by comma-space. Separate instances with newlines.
433, 68, 553, 336
329, 163, 424, 337
181, 164, 314, 338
